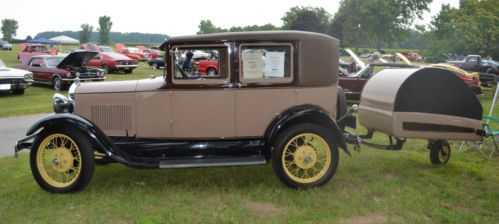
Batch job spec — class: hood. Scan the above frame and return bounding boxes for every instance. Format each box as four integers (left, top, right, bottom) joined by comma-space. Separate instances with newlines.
57, 51, 99, 69
0, 67, 33, 78
345, 49, 366, 69
76, 80, 138, 94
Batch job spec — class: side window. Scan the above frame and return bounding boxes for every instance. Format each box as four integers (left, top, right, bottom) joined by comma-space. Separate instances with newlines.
29, 58, 44, 67
240, 44, 292, 83
172, 46, 228, 83
467, 57, 478, 63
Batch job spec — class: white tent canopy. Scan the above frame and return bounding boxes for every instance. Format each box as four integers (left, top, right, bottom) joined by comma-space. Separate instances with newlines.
50, 35, 80, 45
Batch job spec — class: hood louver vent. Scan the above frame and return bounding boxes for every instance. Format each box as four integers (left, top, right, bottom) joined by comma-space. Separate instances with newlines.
91, 104, 133, 130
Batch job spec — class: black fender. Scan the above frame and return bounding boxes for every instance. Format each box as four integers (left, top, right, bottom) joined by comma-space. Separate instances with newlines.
25, 113, 153, 168
264, 105, 350, 159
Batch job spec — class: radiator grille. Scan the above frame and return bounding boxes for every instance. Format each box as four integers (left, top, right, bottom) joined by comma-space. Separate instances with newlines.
91, 104, 133, 130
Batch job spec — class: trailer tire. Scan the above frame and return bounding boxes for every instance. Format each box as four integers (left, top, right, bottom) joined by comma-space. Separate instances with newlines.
429, 140, 451, 165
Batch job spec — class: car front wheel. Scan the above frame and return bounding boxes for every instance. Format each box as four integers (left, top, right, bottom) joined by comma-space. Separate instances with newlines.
272, 123, 339, 188
53, 77, 63, 91
30, 127, 95, 193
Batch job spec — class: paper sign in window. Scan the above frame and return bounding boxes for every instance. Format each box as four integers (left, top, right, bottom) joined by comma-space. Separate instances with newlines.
242, 50, 264, 79
264, 52, 285, 78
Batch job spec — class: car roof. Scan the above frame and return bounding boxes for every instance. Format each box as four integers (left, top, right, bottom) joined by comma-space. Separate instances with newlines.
161, 31, 340, 87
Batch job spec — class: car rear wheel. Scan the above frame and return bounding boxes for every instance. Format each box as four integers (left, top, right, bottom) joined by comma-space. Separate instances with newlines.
30, 127, 95, 193
152, 63, 159, 70
102, 64, 110, 73
124, 69, 133, 74
272, 123, 339, 188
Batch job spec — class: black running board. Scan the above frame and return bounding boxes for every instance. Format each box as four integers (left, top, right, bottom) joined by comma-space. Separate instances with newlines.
159, 156, 267, 168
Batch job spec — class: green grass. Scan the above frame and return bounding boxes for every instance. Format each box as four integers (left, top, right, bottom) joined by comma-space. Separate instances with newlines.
0, 44, 163, 117
1, 44, 498, 223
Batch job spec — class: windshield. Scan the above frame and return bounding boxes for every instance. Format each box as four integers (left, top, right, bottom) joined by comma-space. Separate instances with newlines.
100, 46, 114, 52
0, 59, 5, 68
46, 57, 65, 67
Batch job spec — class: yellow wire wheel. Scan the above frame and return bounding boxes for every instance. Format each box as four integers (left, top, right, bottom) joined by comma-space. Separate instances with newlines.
30, 128, 95, 193
36, 134, 82, 188
281, 133, 332, 184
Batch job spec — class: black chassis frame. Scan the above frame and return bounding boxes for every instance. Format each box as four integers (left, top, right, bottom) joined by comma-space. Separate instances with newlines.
15, 104, 350, 168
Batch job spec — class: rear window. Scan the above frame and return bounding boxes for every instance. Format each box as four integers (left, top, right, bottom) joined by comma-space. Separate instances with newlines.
239, 44, 293, 83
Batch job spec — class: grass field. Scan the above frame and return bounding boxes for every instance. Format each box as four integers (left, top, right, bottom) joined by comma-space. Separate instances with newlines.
0, 44, 498, 223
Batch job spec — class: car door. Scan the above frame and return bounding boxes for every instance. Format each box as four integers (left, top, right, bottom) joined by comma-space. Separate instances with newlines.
27, 57, 46, 81
463, 56, 480, 71
169, 45, 235, 138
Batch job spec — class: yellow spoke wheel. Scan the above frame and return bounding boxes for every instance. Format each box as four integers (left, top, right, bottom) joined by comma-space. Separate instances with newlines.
30, 128, 95, 193
36, 134, 82, 188
282, 133, 331, 184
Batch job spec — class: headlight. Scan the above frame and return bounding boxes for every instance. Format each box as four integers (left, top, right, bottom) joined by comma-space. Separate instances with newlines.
68, 83, 77, 100
53, 93, 74, 113
24, 73, 33, 81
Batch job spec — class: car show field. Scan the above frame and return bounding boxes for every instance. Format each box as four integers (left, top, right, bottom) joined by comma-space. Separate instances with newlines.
0, 39, 498, 223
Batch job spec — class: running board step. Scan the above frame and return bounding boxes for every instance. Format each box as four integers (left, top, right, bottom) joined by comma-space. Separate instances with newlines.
159, 156, 266, 168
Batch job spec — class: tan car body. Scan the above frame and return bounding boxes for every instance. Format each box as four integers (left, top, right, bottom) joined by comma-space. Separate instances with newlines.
74, 31, 340, 139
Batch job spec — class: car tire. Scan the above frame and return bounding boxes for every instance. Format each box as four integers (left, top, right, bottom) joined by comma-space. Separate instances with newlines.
12, 89, 25, 95
207, 68, 216, 76
53, 77, 63, 91
124, 69, 133, 74
102, 64, 110, 73
272, 123, 339, 188
429, 140, 451, 165
30, 127, 95, 193
152, 63, 158, 70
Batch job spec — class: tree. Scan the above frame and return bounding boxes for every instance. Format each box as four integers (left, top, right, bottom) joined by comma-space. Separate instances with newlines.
79, 24, 93, 43
281, 6, 332, 33
197, 20, 226, 34
98, 16, 113, 44
1, 19, 19, 41
334, 0, 432, 50
25, 35, 33, 41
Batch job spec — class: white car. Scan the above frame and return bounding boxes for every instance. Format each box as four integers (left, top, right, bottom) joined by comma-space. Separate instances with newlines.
0, 59, 33, 94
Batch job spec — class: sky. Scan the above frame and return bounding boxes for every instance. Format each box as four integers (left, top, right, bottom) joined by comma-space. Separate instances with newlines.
1, 0, 460, 39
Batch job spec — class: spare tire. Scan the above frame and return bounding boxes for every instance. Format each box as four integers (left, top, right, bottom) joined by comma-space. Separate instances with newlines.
336, 86, 347, 130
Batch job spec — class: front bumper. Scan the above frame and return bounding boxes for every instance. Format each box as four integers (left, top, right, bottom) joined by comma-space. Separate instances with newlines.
115, 65, 138, 69
0, 79, 32, 91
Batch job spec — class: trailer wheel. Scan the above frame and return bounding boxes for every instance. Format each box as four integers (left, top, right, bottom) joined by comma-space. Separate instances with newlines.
272, 123, 339, 188
30, 127, 95, 193
429, 140, 451, 165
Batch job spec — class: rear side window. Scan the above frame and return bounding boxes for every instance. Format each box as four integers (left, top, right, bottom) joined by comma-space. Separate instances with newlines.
239, 44, 293, 83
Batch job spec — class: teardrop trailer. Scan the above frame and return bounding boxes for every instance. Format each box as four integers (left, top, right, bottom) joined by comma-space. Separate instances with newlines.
14, 31, 486, 193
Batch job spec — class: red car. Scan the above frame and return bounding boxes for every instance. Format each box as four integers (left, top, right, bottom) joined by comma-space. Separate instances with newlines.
87, 52, 138, 74
14, 52, 106, 91
143, 49, 161, 59
401, 52, 423, 62
196, 60, 219, 76
119, 47, 146, 61
18, 44, 51, 64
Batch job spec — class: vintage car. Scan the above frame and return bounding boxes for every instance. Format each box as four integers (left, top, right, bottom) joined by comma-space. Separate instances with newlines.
119, 47, 147, 61
0, 58, 33, 94
87, 52, 138, 74
143, 48, 161, 59
147, 57, 165, 69
0, 40, 13, 50
15, 31, 357, 193
18, 44, 51, 64
14, 52, 106, 90
447, 55, 499, 76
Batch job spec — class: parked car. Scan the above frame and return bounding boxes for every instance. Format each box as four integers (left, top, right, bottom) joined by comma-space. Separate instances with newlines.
81, 43, 101, 52
18, 44, 51, 64
0, 58, 33, 94
0, 40, 13, 50
447, 55, 499, 76
16, 31, 357, 193
401, 52, 423, 62
147, 57, 165, 69
14, 52, 106, 91
119, 47, 147, 61
87, 52, 138, 74
143, 49, 161, 59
